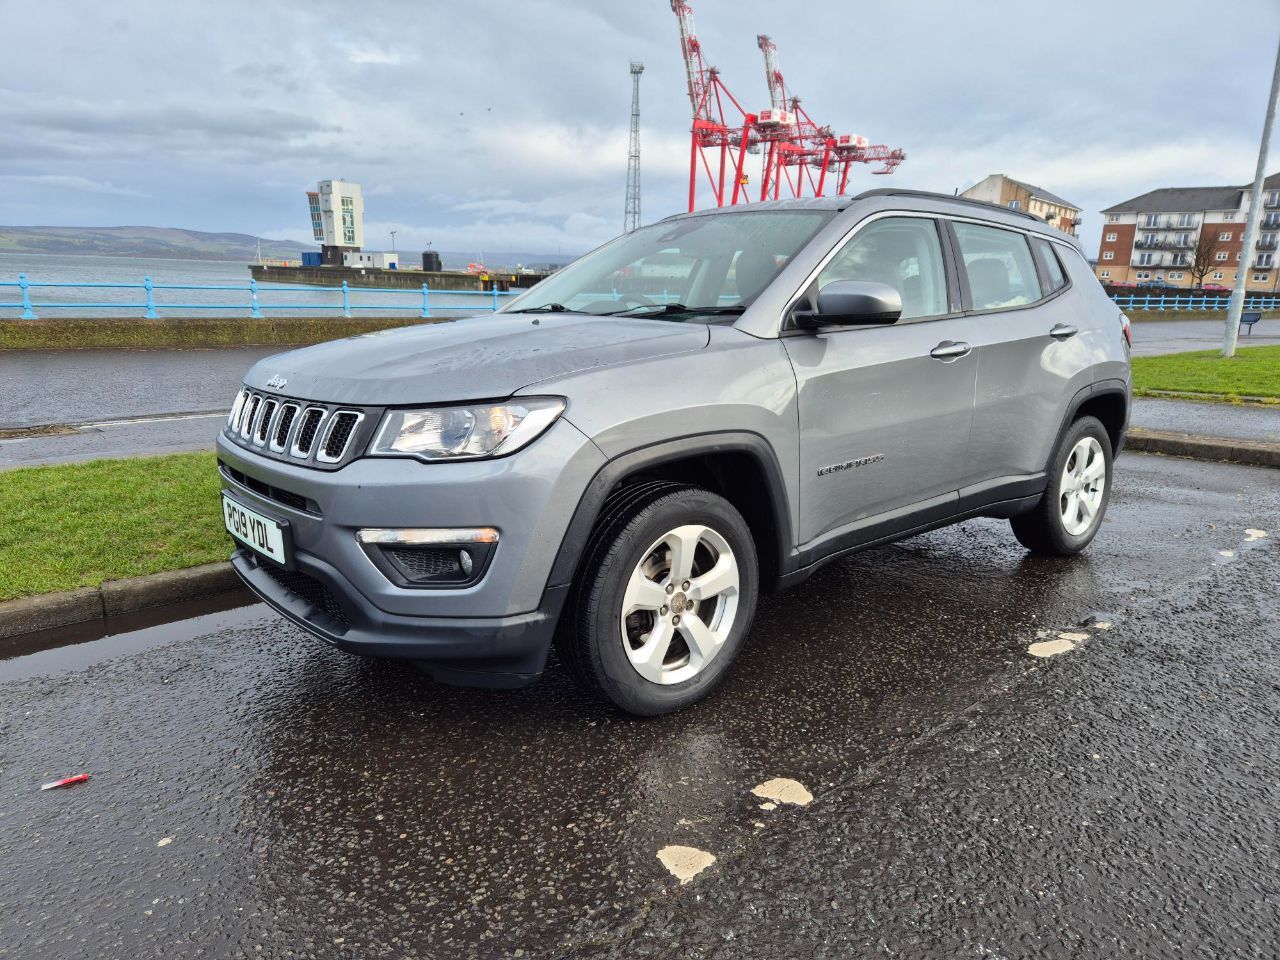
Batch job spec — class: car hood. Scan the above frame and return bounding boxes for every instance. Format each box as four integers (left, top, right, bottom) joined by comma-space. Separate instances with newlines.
243, 313, 711, 405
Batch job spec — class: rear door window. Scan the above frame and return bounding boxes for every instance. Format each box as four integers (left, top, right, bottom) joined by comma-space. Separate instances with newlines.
952, 222, 1043, 310
1031, 237, 1069, 293
817, 216, 949, 320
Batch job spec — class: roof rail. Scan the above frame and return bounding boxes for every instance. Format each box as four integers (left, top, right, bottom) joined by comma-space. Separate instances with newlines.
850, 188, 1043, 223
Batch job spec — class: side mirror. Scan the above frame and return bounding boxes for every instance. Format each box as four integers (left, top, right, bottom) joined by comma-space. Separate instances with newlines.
794, 280, 902, 329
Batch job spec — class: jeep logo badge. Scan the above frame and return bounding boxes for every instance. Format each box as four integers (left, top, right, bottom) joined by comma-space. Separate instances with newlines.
265, 375, 288, 391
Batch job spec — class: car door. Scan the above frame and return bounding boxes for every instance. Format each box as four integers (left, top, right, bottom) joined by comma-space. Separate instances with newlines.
950, 222, 1093, 487
782, 215, 977, 554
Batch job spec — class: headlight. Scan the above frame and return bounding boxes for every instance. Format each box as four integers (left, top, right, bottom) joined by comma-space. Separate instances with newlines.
369, 398, 566, 461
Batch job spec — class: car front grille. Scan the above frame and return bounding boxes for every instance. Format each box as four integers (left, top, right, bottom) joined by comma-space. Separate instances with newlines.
225, 388, 367, 469
259, 563, 350, 627
219, 461, 318, 515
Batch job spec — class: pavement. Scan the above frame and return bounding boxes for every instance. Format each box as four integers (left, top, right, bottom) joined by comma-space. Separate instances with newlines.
0, 348, 275, 470
2, 453, 1277, 958
1130, 396, 1280, 443
1129, 317, 1280, 356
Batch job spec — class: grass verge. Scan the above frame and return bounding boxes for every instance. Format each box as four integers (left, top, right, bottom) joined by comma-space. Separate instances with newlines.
0, 452, 226, 602
0, 316, 437, 350
1132, 345, 1280, 402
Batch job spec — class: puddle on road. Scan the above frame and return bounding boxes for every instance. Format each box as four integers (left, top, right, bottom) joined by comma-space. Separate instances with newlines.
0, 591, 265, 683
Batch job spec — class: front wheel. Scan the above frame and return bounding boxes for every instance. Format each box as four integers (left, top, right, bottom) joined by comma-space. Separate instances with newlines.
557, 485, 759, 715
1011, 415, 1113, 556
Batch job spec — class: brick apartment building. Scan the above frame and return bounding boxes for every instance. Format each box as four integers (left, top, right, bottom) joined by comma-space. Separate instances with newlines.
1096, 173, 1280, 291
960, 174, 1081, 235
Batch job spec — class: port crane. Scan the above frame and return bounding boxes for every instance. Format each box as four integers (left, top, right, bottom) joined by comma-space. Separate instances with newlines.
669, 2, 905, 211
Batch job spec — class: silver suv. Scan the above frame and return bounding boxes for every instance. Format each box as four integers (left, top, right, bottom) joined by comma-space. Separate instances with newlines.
218, 190, 1131, 715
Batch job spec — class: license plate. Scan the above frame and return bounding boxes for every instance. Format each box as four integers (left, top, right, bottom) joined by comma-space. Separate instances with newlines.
222, 494, 288, 564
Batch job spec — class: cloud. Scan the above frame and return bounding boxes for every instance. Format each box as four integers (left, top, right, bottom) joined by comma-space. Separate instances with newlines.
3, 0, 1279, 254
0, 174, 148, 198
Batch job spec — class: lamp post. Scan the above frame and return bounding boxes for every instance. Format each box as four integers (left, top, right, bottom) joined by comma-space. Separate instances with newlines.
390, 230, 397, 254
1223, 32, 1280, 357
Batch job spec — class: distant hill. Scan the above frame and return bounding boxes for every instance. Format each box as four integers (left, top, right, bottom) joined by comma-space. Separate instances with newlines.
0, 226, 316, 262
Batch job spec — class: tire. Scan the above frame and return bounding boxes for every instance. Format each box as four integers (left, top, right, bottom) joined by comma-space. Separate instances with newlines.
556, 484, 759, 716
1011, 415, 1113, 556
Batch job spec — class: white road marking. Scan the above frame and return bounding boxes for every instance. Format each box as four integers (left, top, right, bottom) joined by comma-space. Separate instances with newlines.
1028, 637, 1075, 658
657, 845, 716, 884
1245, 529, 1269, 542
156, 837, 173, 847
751, 778, 813, 806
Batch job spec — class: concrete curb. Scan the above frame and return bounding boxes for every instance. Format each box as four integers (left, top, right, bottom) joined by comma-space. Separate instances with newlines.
0, 561, 239, 640
1126, 428, 1280, 469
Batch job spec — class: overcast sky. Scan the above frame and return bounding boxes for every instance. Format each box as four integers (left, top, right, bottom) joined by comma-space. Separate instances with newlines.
4, 0, 1279, 257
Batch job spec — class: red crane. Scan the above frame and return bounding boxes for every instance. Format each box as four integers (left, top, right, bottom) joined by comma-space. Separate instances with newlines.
668, 5, 906, 211
756, 34, 907, 197
670, 0, 756, 211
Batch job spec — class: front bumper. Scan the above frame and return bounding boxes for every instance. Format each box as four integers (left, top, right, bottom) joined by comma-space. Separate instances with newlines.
232, 548, 567, 687
216, 417, 604, 685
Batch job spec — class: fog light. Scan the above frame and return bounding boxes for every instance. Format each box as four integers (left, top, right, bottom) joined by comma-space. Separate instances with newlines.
356, 528, 497, 588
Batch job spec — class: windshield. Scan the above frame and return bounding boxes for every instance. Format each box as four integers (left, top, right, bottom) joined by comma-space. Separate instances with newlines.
505, 210, 833, 321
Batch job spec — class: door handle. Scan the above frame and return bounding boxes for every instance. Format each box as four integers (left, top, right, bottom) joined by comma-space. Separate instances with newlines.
1049, 323, 1078, 340
930, 340, 971, 361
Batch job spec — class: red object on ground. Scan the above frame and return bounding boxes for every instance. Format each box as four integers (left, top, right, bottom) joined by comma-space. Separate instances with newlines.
40, 773, 90, 791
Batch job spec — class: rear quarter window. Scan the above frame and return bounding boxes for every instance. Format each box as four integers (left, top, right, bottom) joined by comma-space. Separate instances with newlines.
952, 221, 1043, 310
1031, 236, 1069, 293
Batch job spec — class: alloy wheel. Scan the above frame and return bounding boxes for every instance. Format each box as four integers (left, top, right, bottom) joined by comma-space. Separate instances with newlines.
619, 524, 740, 685
1059, 436, 1105, 536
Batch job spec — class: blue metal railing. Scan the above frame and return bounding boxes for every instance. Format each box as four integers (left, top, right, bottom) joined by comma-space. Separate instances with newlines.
0, 274, 520, 319
1111, 293, 1280, 312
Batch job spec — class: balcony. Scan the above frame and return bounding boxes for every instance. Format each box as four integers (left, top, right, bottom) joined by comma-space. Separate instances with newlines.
1134, 238, 1192, 251
1138, 218, 1197, 231
1257, 236, 1278, 251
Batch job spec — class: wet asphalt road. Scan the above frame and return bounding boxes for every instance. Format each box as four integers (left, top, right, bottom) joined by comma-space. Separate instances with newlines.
0, 348, 274, 428
1129, 318, 1280, 356
1, 453, 1278, 959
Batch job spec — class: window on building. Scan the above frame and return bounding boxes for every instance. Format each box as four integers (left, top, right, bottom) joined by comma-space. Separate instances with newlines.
1172, 253, 1189, 266
1219, 231, 1232, 241
1031, 237, 1068, 293
1141, 233, 1156, 245
1169, 272, 1184, 280
951, 221, 1043, 309
1143, 214, 1159, 227
1254, 272, 1270, 282
1104, 232, 1117, 242
1259, 253, 1275, 268
1176, 213, 1194, 227
1008, 200, 1021, 210
1212, 271, 1223, 280
1108, 214, 1121, 223
1215, 251, 1229, 261
1100, 269, 1111, 279
1102, 251, 1115, 261
1175, 233, 1191, 247
1224, 212, 1235, 220
1136, 271, 1151, 280
1137, 253, 1154, 266
1269, 190, 1280, 206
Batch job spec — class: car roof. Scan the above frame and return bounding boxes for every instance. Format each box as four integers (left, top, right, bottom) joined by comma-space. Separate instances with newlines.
659, 188, 1073, 244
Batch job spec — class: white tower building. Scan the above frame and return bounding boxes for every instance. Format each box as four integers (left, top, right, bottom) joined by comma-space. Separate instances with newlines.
306, 179, 365, 265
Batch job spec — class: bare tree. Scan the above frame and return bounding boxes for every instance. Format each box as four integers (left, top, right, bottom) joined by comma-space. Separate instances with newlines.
1184, 230, 1218, 289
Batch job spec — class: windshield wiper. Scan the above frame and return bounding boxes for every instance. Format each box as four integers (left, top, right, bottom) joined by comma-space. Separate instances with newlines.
508, 302, 573, 313
604, 303, 747, 317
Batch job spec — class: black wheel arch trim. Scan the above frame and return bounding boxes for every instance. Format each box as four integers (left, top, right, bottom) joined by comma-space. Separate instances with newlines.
544, 431, 795, 595
1045, 379, 1129, 475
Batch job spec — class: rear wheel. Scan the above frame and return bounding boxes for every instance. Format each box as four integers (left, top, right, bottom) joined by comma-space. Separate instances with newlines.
1011, 415, 1112, 555
557, 485, 758, 715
